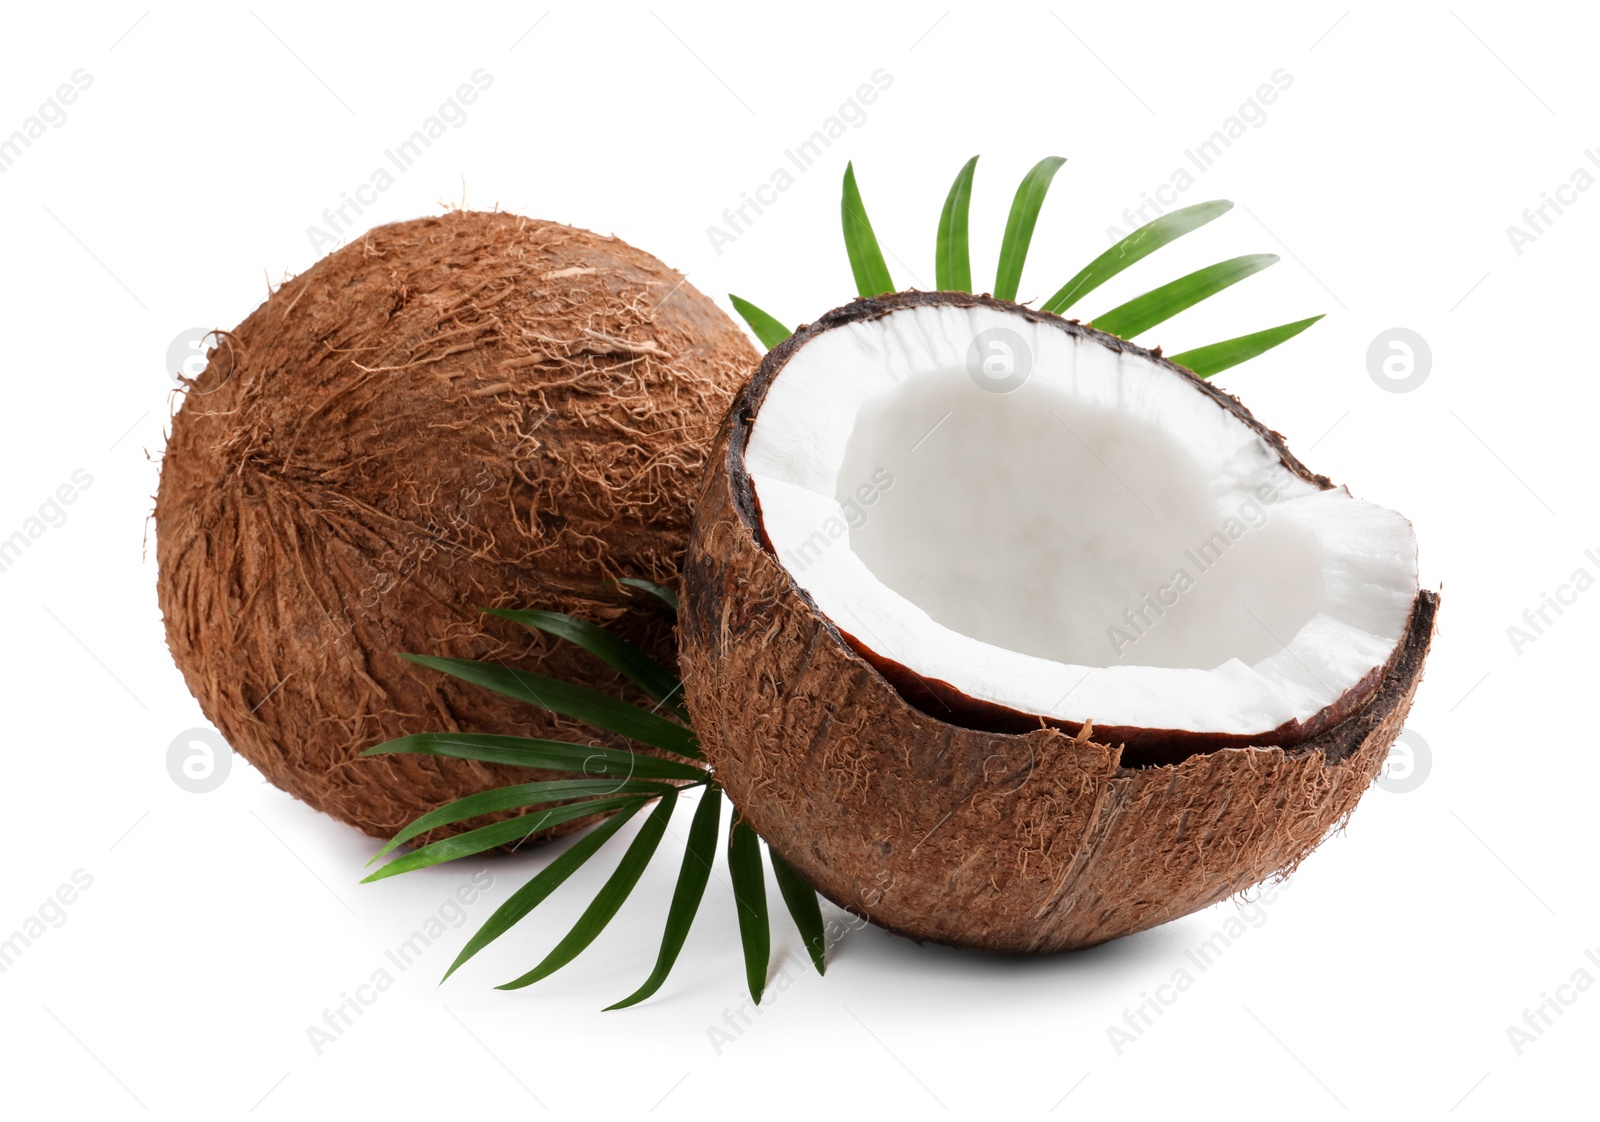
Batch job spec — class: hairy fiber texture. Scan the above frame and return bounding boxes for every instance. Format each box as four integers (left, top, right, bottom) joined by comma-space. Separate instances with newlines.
157, 211, 754, 842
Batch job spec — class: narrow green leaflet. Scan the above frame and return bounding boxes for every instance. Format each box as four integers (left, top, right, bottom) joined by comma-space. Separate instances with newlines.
1169, 314, 1325, 378
363, 794, 651, 882
369, 778, 674, 864
441, 800, 649, 982
841, 162, 894, 297
400, 654, 700, 759
1042, 199, 1233, 314
482, 607, 686, 720
728, 817, 770, 1003
618, 577, 679, 613
499, 787, 681, 990
935, 155, 978, 292
1090, 254, 1279, 340
728, 294, 792, 351
364, 732, 706, 782
993, 156, 1067, 301
606, 787, 724, 1009
769, 849, 827, 976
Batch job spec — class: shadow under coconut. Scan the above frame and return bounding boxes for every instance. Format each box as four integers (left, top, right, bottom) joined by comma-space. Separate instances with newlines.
823, 891, 1274, 996
840, 911, 1185, 970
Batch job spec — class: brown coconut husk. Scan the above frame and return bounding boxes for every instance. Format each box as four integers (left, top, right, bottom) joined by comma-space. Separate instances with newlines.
156, 211, 755, 843
680, 290, 1437, 952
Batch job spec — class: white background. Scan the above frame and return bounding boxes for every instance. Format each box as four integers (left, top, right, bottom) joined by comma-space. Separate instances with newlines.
1, 2, 1594, 1118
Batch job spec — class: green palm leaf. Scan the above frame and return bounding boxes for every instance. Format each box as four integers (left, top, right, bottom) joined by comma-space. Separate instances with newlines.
364, 732, 706, 782
618, 577, 679, 612
728, 817, 770, 1003
935, 155, 979, 291
841, 162, 894, 297
769, 849, 827, 975
729, 294, 792, 351
1042, 199, 1233, 314
441, 800, 650, 982
363, 794, 652, 882
400, 654, 700, 759
369, 778, 675, 865
994, 156, 1067, 301
1090, 254, 1278, 340
482, 607, 687, 720
498, 787, 680, 990
1170, 314, 1325, 378
606, 787, 724, 1009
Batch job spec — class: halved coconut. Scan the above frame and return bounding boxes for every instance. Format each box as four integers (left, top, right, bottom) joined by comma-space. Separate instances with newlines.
681, 291, 1436, 952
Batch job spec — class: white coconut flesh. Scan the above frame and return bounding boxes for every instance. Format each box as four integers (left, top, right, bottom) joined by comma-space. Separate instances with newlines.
745, 302, 1419, 739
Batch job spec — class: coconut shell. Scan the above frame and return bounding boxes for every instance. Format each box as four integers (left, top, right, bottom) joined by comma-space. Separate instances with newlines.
680, 291, 1437, 952
157, 211, 754, 842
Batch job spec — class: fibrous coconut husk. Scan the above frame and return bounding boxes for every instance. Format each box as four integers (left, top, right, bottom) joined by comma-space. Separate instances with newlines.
680, 291, 1436, 952
157, 211, 754, 843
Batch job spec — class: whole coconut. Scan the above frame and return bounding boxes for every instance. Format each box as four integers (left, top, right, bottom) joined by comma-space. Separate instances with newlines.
157, 211, 755, 841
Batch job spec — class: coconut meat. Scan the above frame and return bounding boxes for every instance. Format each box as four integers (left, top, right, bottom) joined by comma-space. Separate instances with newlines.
744, 302, 1418, 739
